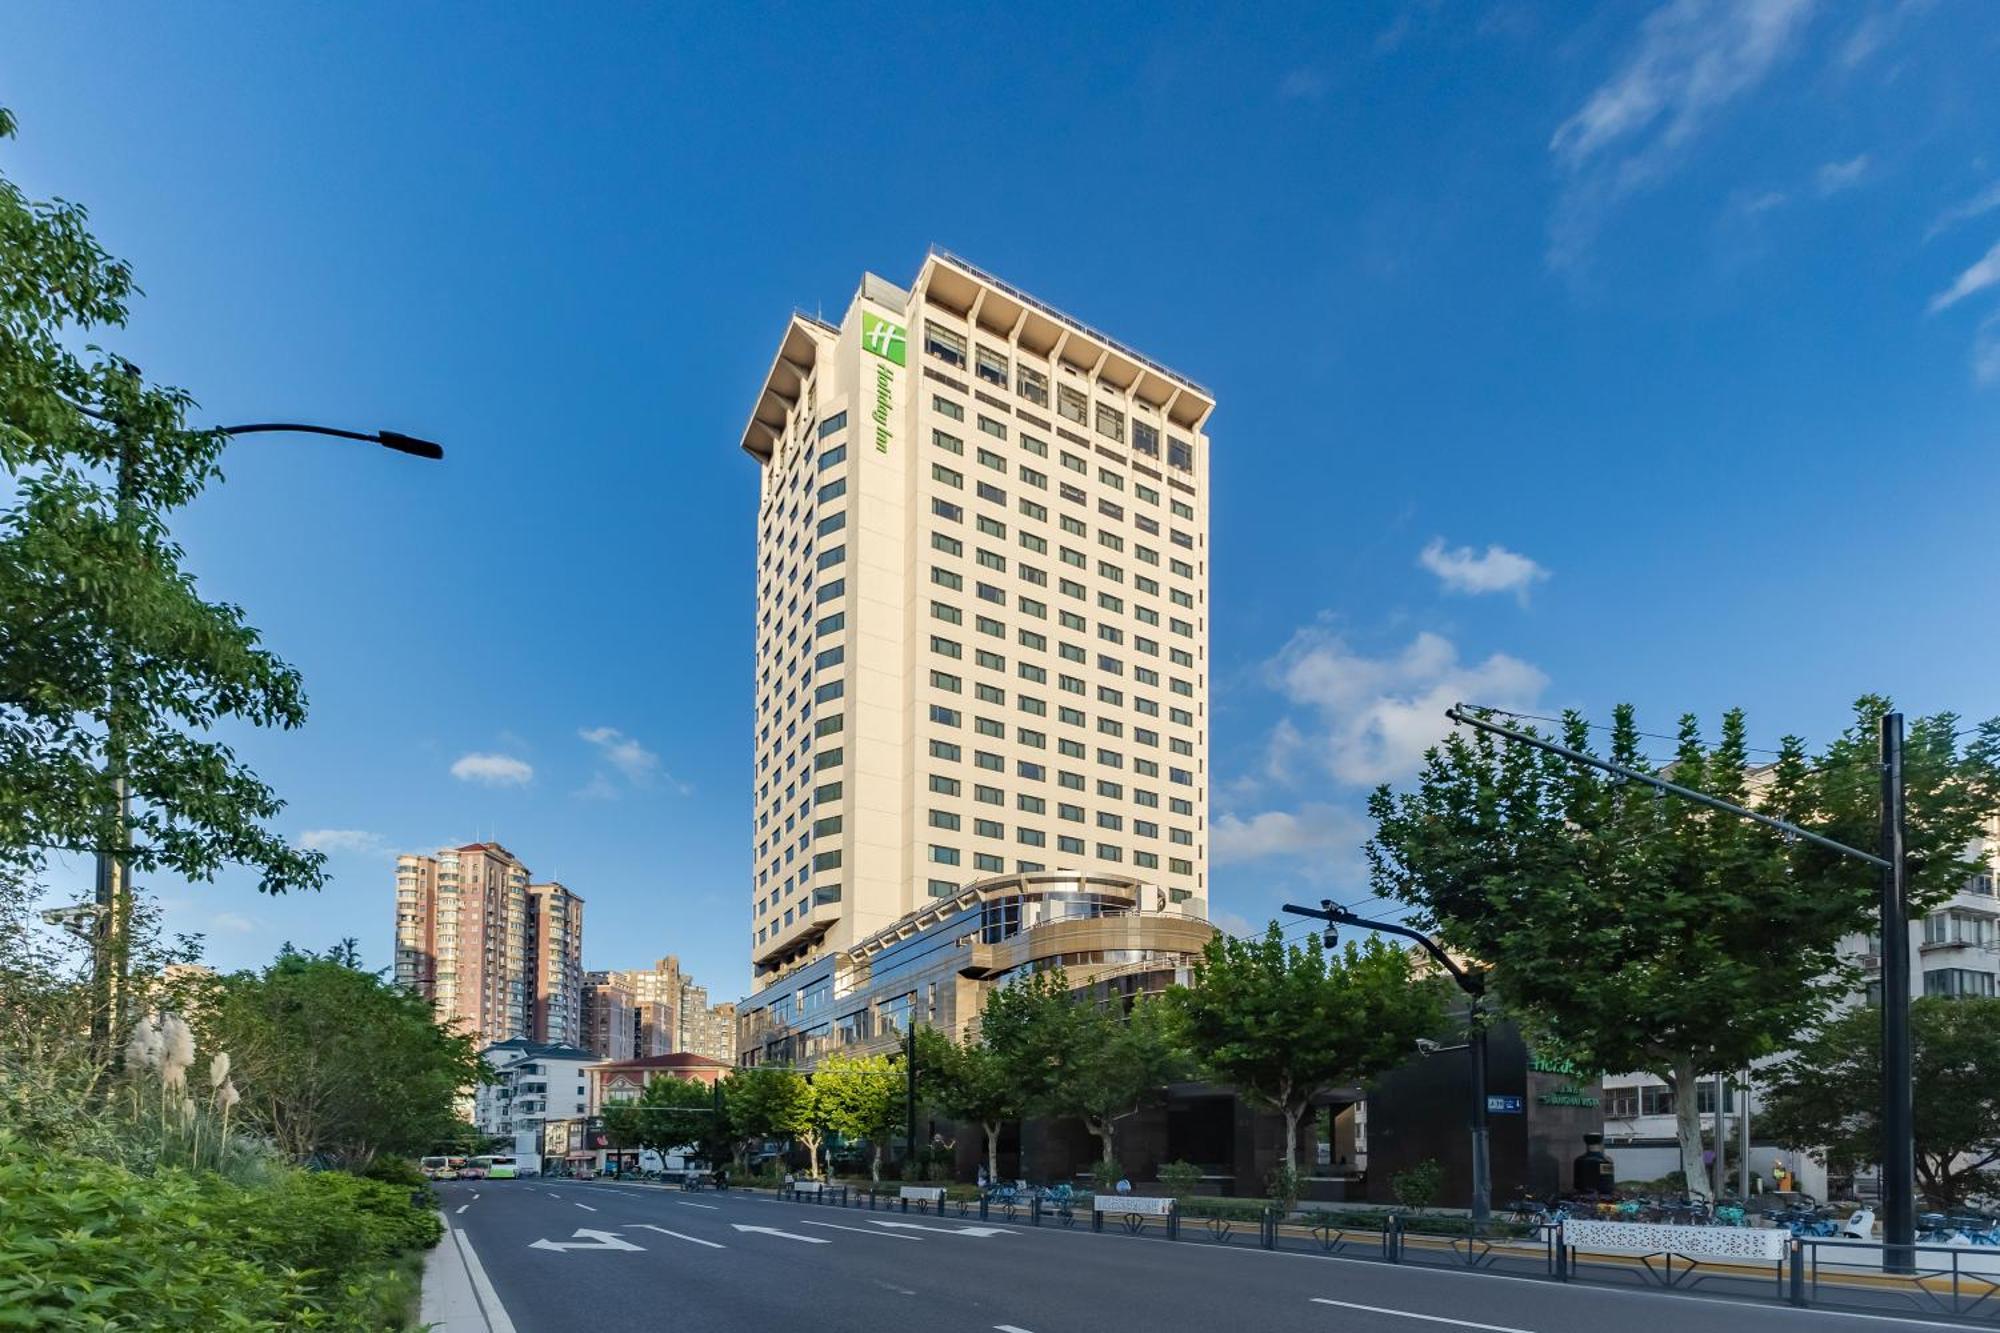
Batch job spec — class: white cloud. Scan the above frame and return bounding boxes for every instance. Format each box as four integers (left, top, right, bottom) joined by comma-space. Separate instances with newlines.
1928, 237, 2000, 314
1927, 181, 2000, 241
572, 773, 620, 802
1974, 315, 2000, 386
1418, 538, 1550, 602
1815, 154, 1870, 196
450, 752, 533, 786
1269, 626, 1550, 786
579, 726, 658, 781
1547, 0, 1815, 268
1740, 189, 1789, 215
1213, 804, 1369, 866
1276, 68, 1329, 101
210, 912, 256, 935
298, 828, 386, 855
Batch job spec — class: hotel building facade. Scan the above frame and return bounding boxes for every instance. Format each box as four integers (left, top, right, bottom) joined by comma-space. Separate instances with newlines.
736, 251, 1216, 1066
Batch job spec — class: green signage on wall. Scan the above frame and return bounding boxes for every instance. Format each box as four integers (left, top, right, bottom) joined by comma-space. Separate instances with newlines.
861, 311, 906, 366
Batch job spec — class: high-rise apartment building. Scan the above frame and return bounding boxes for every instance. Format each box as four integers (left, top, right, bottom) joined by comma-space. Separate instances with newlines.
617, 955, 687, 1057
527, 882, 585, 1048
739, 251, 1212, 993
393, 843, 583, 1048
581, 970, 637, 1061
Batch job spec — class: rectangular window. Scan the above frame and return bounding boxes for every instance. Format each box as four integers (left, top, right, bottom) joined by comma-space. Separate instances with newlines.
1018, 366, 1048, 406
974, 784, 1003, 805
817, 578, 846, 603
1132, 419, 1159, 458
976, 682, 1005, 704
1018, 629, 1047, 650
929, 739, 961, 761
976, 648, 1006, 671
930, 704, 961, 727
1020, 466, 1047, 489
1017, 794, 1046, 814
933, 531, 963, 556
975, 717, 1004, 738
1059, 770, 1085, 791
815, 646, 844, 670
818, 544, 846, 569
933, 463, 963, 488
932, 566, 963, 591
1020, 433, 1049, 458
978, 446, 1005, 471
815, 715, 843, 737
815, 747, 844, 770
933, 394, 965, 422
928, 809, 961, 831
933, 428, 964, 454
815, 680, 844, 703
977, 547, 1006, 572
977, 481, 1007, 505
1017, 827, 1046, 847
1168, 437, 1194, 471
815, 781, 842, 803
930, 670, 962, 693
819, 411, 850, 439
975, 346, 1009, 388
976, 615, 1004, 637
1017, 760, 1046, 781
978, 417, 1007, 441
974, 817, 1003, 839
1019, 498, 1048, 522
816, 613, 844, 637
925, 321, 967, 367
1019, 662, 1047, 683
929, 774, 961, 796
813, 849, 842, 871
1019, 596, 1047, 619
932, 601, 962, 625
817, 511, 846, 536
1020, 532, 1048, 555
1094, 402, 1125, 442
1057, 835, 1085, 855
931, 635, 961, 659
928, 878, 958, 898
933, 497, 963, 522
929, 844, 961, 866
1057, 382, 1087, 424
818, 478, 846, 503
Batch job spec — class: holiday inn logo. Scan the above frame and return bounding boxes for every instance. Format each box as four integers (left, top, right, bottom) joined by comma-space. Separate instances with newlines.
860, 311, 906, 366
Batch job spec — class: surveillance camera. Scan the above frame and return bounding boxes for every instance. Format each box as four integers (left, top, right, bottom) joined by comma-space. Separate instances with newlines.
39, 903, 106, 940
1321, 925, 1339, 950
1416, 1038, 1441, 1056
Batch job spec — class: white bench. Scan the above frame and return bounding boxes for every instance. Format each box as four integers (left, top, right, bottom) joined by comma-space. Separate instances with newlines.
1563, 1219, 1788, 1264
792, 1180, 823, 1196
899, 1186, 946, 1206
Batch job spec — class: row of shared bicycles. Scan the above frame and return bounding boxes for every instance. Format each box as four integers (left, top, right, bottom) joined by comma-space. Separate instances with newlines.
1508, 1193, 2000, 1245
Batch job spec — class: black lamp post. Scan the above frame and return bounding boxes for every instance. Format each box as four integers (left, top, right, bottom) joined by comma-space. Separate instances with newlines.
1282, 900, 1491, 1229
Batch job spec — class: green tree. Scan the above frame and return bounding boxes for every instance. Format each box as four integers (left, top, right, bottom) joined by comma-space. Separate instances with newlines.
814, 1051, 903, 1182
603, 1075, 728, 1170
722, 1066, 809, 1172
188, 945, 483, 1167
1761, 996, 2000, 1209
1367, 700, 1999, 1196
1170, 925, 1444, 1177
0, 104, 324, 914
915, 1024, 1018, 1185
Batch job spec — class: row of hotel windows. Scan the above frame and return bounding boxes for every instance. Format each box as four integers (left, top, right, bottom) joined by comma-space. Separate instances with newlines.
921, 319, 1197, 474
929, 390, 1194, 517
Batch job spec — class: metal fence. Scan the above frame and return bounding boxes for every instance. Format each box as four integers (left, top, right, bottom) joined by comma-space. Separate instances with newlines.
760, 1185, 2000, 1322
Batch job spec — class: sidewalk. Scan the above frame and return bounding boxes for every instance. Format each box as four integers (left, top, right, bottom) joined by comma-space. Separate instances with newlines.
419, 1213, 518, 1333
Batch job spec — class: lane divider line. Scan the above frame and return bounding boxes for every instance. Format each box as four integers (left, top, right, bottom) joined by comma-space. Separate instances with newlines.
1310, 1297, 1533, 1332
574, 1203, 597, 1212
799, 1220, 925, 1240
634, 1224, 727, 1250
678, 1201, 720, 1210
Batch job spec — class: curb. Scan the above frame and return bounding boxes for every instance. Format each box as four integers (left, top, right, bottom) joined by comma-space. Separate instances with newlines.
419, 1212, 518, 1333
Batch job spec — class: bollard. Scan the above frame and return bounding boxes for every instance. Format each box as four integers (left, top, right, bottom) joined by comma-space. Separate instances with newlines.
1168, 1208, 1179, 1241
1260, 1208, 1276, 1250
900, 1196, 909, 1214
1032, 1195, 1043, 1228
1788, 1240, 1806, 1308
1092, 1205, 1104, 1233
1387, 1214, 1403, 1264
979, 1196, 989, 1221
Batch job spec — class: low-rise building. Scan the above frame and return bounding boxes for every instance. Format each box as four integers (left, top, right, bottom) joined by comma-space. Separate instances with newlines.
473, 1039, 597, 1146
587, 1052, 733, 1113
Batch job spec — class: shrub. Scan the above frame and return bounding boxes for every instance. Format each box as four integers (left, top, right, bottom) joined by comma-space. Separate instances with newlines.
1159, 1159, 1204, 1201
1266, 1163, 1302, 1211
1089, 1158, 1125, 1193
0, 1133, 439, 1330
1392, 1158, 1445, 1213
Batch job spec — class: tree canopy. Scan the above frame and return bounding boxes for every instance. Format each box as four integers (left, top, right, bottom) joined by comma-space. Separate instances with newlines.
0, 105, 323, 899
721, 1066, 808, 1171
186, 944, 484, 1167
814, 1051, 903, 1182
603, 1075, 728, 1169
914, 1024, 1018, 1184
1170, 926, 1444, 1175
1761, 996, 2000, 1209
1367, 699, 2000, 1194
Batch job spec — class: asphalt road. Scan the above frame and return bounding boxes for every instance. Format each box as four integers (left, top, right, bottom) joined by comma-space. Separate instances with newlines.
435, 1179, 1970, 1333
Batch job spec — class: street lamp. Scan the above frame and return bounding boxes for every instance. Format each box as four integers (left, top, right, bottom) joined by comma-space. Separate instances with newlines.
88, 416, 443, 1062
1282, 899, 1492, 1230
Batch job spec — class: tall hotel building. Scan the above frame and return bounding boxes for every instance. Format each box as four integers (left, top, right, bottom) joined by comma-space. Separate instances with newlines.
737, 252, 1215, 1060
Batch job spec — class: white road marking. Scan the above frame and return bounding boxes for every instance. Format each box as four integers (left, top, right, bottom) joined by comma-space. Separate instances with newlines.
869, 1218, 1015, 1237
1310, 1298, 1531, 1332
634, 1224, 726, 1249
574, 1203, 598, 1212
996, 1325, 1037, 1333
455, 1204, 469, 1214
528, 1228, 643, 1253
450, 1220, 519, 1333
800, 1220, 924, 1240
678, 1201, 720, 1210
546, 1192, 562, 1199
472, 1192, 481, 1199
730, 1223, 831, 1244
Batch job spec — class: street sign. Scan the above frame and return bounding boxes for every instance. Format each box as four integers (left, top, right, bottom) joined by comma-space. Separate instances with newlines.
1486, 1095, 1524, 1114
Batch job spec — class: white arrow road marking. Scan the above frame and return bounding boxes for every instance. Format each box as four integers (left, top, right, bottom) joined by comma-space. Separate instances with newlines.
868, 1219, 1016, 1237
573, 1203, 598, 1212
633, 1224, 726, 1249
1309, 1299, 1532, 1333
528, 1228, 644, 1253
800, 1220, 924, 1240
730, 1224, 831, 1244
677, 1201, 720, 1210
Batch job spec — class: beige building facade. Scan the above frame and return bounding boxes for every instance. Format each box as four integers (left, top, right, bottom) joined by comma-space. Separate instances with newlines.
528, 882, 585, 1048
740, 251, 1213, 998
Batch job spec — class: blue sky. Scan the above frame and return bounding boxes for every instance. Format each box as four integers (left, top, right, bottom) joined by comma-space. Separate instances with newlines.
7, 2, 2000, 996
